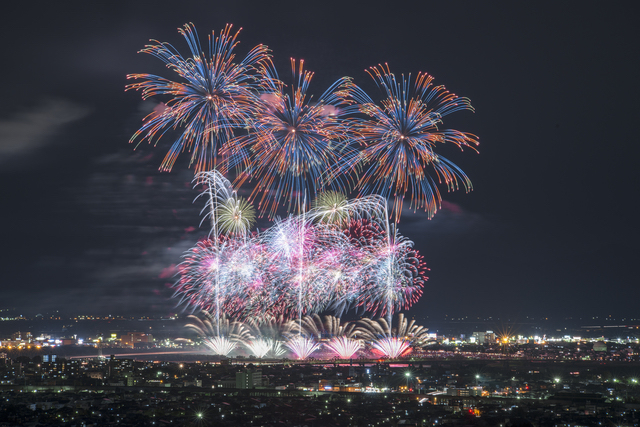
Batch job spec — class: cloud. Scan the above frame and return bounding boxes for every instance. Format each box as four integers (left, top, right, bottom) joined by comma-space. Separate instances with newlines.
399, 200, 488, 236
0, 98, 91, 165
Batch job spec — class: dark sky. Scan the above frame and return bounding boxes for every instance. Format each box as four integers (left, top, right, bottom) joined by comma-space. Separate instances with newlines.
1, 1, 638, 321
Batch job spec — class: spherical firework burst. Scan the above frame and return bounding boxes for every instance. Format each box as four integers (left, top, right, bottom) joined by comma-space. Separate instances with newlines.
227, 59, 359, 217
217, 196, 256, 236
357, 227, 427, 318
311, 192, 387, 227
176, 190, 428, 324
348, 63, 479, 220
126, 23, 270, 172
312, 191, 350, 225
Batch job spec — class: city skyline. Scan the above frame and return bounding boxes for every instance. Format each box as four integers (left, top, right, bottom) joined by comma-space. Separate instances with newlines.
0, 2, 638, 319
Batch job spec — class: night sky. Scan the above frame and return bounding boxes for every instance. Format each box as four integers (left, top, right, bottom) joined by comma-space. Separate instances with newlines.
1, 1, 638, 321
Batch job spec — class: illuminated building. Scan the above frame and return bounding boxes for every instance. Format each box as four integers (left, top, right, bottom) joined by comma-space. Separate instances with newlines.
120, 332, 154, 348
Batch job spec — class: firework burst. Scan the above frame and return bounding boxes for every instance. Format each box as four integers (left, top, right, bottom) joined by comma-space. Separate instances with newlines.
357, 226, 427, 318
227, 59, 359, 217
127, 23, 270, 172
347, 63, 479, 220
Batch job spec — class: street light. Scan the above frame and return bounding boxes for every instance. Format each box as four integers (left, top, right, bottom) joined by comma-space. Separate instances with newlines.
405, 372, 411, 391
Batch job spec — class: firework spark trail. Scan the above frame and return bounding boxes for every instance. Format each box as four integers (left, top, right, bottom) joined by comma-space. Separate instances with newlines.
126, 23, 271, 172
345, 63, 479, 221
260, 215, 344, 321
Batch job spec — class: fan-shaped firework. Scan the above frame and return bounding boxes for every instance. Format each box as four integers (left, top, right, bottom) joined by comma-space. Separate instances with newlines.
202, 336, 238, 357
288, 315, 361, 359
354, 314, 427, 358
291, 314, 357, 339
243, 316, 289, 358
348, 63, 479, 220
243, 338, 272, 358
371, 337, 411, 359
227, 59, 359, 217
395, 313, 430, 348
185, 313, 250, 356
326, 336, 362, 359
285, 335, 320, 360
126, 23, 270, 172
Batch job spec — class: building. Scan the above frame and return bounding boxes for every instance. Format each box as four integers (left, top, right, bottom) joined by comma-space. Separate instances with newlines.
236, 367, 265, 389
120, 333, 154, 348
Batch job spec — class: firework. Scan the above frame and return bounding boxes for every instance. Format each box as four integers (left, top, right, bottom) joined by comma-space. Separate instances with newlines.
289, 315, 361, 359
355, 314, 427, 339
291, 314, 355, 338
126, 23, 270, 172
226, 59, 359, 217
356, 226, 427, 318
243, 338, 272, 358
125, 25, 484, 356
285, 335, 320, 360
217, 196, 256, 236
202, 336, 237, 357
175, 191, 427, 323
354, 314, 427, 358
243, 316, 289, 358
371, 337, 411, 359
260, 215, 343, 320
325, 336, 362, 359
185, 313, 250, 356
347, 63, 479, 220
311, 192, 387, 227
